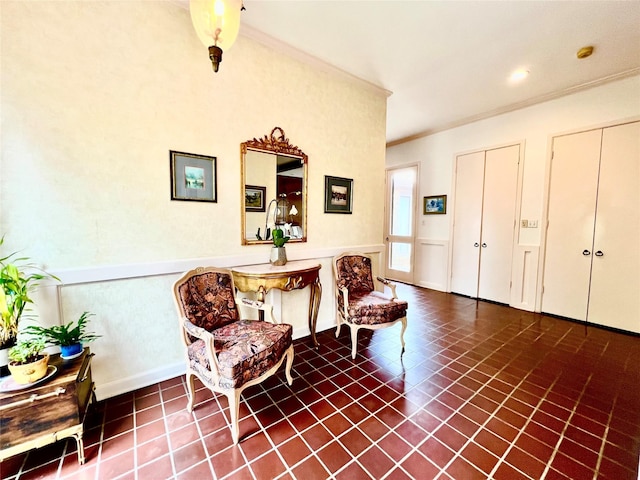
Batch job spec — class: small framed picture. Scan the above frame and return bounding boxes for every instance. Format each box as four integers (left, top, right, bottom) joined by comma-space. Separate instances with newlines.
423, 195, 447, 214
170, 150, 217, 202
324, 176, 353, 214
245, 185, 266, 212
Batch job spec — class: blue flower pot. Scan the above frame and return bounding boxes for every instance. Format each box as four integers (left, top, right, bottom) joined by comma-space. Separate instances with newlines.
60, 343, 83, 358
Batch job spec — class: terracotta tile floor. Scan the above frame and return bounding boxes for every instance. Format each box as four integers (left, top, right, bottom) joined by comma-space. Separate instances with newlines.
2, 284, 640, 479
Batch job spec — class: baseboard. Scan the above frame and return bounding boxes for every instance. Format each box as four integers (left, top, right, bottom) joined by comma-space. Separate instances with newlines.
96, 324, 338, 401
293, 324, 334, 341
418, 281, 447, 292
95, 361, 185, 401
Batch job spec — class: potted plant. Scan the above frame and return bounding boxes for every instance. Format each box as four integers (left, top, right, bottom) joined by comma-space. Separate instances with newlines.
25, 311, 100, 359
0, 236, 59, 366
7, 337, 49, 384
269, 228, 290, 266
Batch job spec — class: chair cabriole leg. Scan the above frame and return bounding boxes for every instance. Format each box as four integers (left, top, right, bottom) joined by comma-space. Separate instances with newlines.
400, 317, 407, 353
350, 325, 358, 359
185, 372, 196, 412
228, 391, 241, 444
285, 345, 294, 386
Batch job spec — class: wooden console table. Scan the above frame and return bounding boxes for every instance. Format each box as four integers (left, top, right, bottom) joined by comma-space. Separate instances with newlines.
232, 260, 322, 347
0, 348, 94, 464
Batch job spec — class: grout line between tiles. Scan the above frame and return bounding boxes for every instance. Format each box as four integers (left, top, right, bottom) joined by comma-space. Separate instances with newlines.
593, 413, 613, 480
132, 393, 139, 480
159, 383, 179, 479
538, 373, 593, 480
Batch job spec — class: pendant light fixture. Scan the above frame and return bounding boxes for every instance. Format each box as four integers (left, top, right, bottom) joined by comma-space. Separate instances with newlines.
190, 0, 243, 72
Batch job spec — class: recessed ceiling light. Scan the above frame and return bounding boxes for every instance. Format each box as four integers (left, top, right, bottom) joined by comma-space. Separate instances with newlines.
510, 69, 530, 82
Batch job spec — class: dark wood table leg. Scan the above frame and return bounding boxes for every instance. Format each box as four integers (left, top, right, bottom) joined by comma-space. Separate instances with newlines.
308, 277, 322, 348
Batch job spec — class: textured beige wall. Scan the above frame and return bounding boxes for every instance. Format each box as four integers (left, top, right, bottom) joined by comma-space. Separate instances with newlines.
0, 1, 387, 396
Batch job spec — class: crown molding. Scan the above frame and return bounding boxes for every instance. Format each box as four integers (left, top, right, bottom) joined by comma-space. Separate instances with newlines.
387, 68, 640, 148
240, 24, 392, 98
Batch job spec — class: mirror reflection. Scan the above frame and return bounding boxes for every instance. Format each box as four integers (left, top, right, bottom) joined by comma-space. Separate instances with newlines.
241, 128, 307, 245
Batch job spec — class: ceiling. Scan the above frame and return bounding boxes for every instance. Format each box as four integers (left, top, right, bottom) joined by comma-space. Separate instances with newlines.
213, 1, 640, 144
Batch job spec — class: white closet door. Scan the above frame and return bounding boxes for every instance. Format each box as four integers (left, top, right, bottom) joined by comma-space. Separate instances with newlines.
451, 151, 485, 297
478, 145, 519, 304
542, 129, 602, 320
588, 121, 640, 333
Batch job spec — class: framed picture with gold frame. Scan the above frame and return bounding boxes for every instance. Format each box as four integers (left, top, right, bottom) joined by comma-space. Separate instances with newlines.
423, 195, 446, 214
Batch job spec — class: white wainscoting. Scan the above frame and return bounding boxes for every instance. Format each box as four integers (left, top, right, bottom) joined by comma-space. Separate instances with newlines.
413, 239, 539, 313
415, 239, 449, 292
509, 245, 539, 312
36, 245, 384, 400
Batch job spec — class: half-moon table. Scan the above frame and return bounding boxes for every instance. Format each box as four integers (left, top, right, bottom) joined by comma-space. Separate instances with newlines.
231, 260, 322, 348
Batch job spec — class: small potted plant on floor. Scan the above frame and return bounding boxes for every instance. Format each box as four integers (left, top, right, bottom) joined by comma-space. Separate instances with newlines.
8, 337, 49, 384
25, 311, 100, 359
269, 227, 290, 266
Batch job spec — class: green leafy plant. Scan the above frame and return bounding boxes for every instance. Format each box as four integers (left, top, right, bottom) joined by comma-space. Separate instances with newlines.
8, 338, 46, 365
25, 311, 100, 347
272, 228, 290, 248
0, 236, 60, 349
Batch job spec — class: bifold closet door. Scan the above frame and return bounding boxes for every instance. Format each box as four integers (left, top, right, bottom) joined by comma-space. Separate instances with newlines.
451, 151, 485, 297
542, 129, 602, 321
588, 121, 640, 333
477, 145, 519, 304
451, 145, 519, 303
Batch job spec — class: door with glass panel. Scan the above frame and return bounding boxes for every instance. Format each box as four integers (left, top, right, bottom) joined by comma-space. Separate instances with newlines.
384, 166, 418, 283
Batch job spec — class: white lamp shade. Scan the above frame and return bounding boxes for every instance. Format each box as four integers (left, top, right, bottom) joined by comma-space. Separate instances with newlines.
190, 0, 242, 51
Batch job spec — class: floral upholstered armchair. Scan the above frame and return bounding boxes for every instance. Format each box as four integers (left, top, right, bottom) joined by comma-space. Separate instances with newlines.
172, 267, 294, 444
333, 252, 408, 359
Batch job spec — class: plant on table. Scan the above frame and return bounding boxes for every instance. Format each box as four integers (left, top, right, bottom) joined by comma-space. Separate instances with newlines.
0, 235, 60, 351
25, 311, 100, 357
8, 337, 46, 365
8, 337, 49, 384
271, 228, 290, 248
269, 228, 290, 266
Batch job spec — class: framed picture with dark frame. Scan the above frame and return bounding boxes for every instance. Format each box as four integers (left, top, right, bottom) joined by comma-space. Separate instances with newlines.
170, 150, 217, 202
324, 175, 353, 214
245, 185, 266, 212
423, 194, 447, 214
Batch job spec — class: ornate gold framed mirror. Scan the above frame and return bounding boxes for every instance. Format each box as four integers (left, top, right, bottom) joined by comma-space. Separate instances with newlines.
241, 127, 308, 245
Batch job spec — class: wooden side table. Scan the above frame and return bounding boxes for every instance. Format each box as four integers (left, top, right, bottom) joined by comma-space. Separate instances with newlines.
232, 260, 322, 347
0, 348, 95, 464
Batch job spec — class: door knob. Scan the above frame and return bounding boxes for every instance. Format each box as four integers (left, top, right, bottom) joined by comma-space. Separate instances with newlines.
582, 250, 591, 256
481, 243, 487, 248
595, 250, 604, 257
474, 242, 479, 247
